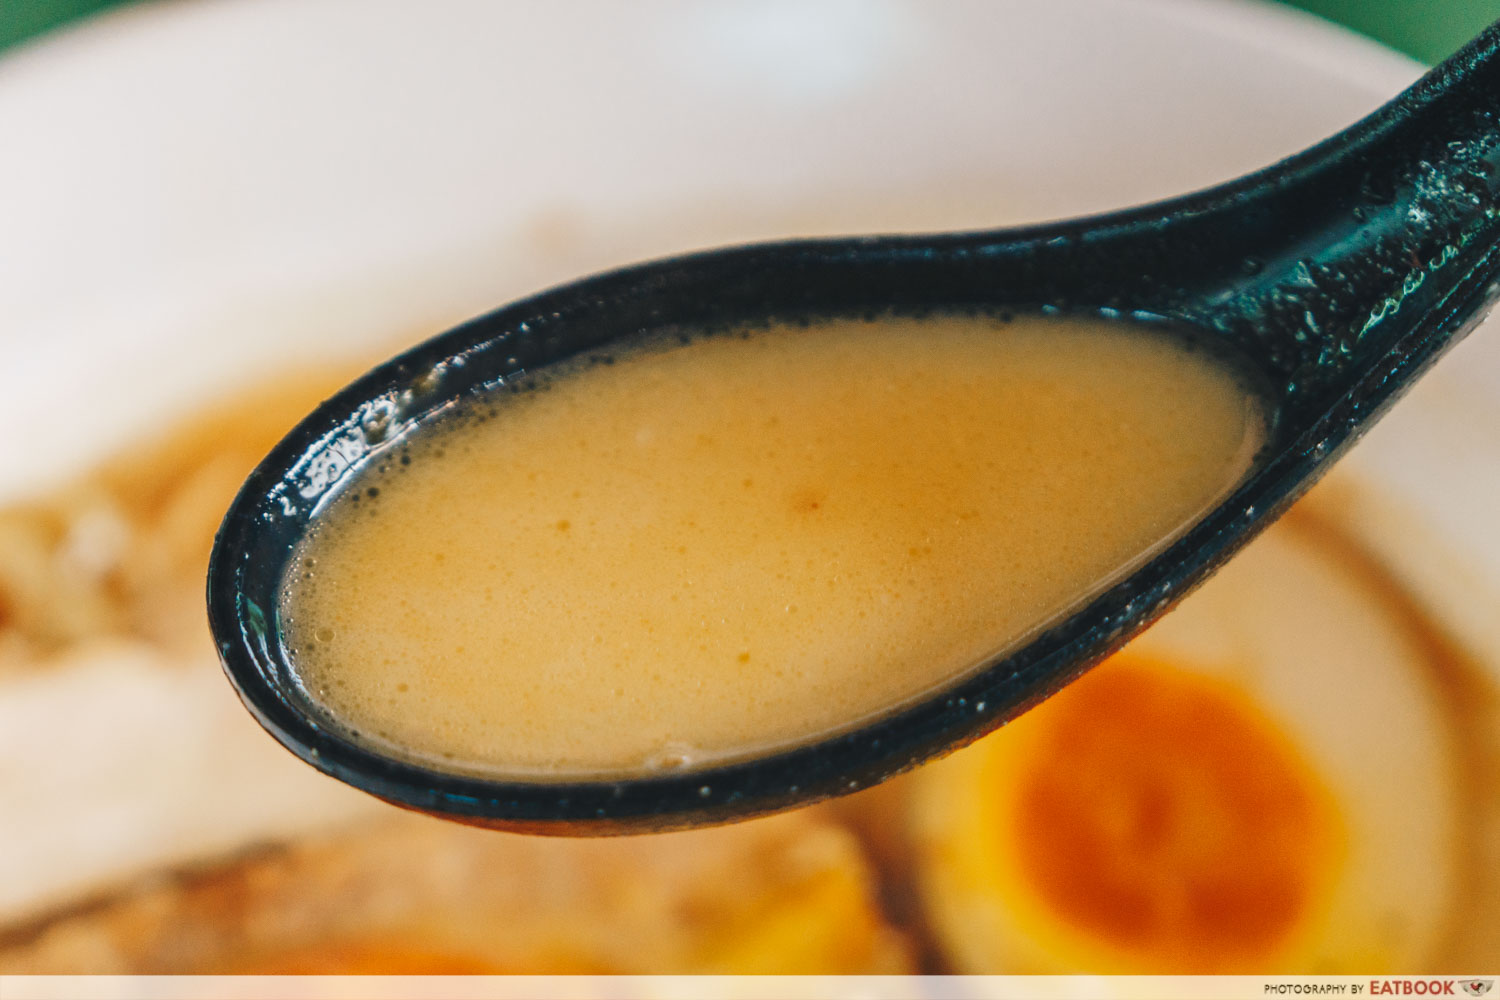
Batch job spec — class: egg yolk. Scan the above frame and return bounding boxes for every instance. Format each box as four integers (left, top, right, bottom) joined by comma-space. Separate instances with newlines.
1006, 657, 1342, 971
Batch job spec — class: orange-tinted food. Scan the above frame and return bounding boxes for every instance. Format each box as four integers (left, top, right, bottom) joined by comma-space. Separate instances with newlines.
281, 315, 1264, 777
1007, 658, 1342, 970
228, 942, 524, 975
1014, 659, 1344, 965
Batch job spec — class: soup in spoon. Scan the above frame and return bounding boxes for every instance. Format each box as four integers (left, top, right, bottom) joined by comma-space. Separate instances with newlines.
277, 314, 1265, 778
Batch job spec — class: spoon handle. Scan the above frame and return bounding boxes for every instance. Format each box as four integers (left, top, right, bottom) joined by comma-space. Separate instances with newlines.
1174, 18, 1500, 417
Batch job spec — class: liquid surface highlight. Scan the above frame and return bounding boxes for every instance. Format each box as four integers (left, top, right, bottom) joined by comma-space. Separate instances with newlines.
279, 315, 1265, 777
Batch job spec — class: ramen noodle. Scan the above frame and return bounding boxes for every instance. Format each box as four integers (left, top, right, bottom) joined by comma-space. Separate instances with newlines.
0, 370, 355, 667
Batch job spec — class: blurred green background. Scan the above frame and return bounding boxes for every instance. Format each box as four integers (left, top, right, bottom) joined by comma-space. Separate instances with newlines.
1, 0, 1499, 65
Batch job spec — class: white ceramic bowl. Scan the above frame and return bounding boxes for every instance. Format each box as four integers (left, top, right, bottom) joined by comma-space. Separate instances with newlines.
2, 0, 1496, 942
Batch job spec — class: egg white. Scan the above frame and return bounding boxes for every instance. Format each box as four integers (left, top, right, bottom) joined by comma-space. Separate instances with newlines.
914, 506, 1463, 973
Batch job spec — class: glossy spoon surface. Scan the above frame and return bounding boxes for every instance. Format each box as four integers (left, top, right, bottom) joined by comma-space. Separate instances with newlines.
209, 21, 1500, 833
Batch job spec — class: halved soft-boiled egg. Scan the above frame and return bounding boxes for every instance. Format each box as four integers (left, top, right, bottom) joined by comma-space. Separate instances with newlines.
912, 505, 1465, 973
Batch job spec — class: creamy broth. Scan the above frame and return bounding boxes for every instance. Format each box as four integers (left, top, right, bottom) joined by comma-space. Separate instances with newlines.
278, 315, 1265, 777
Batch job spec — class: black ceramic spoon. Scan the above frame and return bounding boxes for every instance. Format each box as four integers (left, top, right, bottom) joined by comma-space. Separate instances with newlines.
209, 22, 1500, 833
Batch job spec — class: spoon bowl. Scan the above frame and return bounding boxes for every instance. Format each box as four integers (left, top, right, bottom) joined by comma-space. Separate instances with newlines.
209, 20, 1500, 833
